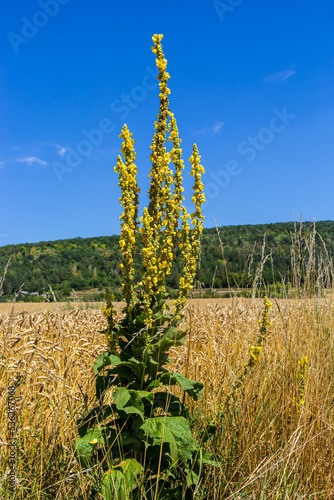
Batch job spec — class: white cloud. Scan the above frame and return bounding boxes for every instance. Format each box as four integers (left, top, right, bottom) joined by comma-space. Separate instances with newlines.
213, 121, 224, 133
57, 146, 67, 157
192, 121, 224, 137
38, 142, 68, 157
16, 156, 48, 167
264, 69, 296, 83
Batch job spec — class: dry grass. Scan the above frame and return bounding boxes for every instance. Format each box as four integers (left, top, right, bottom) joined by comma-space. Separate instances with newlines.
0, 301, 113, 314
180, 297, 334, 498
1, 296, 334, 498
0, 298, 241, 314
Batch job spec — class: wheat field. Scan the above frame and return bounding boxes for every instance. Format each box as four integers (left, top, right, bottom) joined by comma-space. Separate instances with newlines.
1, 296, 334, 498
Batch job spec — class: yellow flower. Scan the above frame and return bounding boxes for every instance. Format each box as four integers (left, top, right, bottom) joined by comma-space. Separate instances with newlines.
250, 345, 262, 362
114, 124, 140, 310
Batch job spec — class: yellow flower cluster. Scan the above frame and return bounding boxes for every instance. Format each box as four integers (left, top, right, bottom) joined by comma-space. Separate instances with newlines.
169, 113, 185, 212
155, 113, 185, 290
147, 34, 170, 228
250, 345, 262, 363
140, 207, 157, 323
114, 125, 140, 310
245, 296, 272, 368
296, 355, 308, 411
140, 34, 173, 319
141, 33, 206, 322
102, 305, 113, 318
112, 34, 206, 326
223, 296, 272, 409
298, 355, 308, 370
174, 145, 205, 312
246, 296, 272, 368
257, 296, 273, 342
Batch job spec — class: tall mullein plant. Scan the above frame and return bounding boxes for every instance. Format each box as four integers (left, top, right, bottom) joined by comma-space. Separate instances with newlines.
76, 35, 215, 500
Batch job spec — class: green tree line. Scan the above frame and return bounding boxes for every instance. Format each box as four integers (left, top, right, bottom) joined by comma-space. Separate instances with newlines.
0, 220, 333, 300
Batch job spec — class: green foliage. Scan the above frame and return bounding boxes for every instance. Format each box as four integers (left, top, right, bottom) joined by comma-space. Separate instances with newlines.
76, 298, 214, 498
1, 221, 333, 299
100, 459, 144, 500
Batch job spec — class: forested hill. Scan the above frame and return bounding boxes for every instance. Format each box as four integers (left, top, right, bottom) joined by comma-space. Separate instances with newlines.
0, 220, 333, 300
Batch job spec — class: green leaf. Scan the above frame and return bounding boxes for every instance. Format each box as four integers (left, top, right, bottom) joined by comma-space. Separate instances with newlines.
100, 458, 144, 500
157, 326, 187, 346
158, 372, 204, 401
96, 359, 146, 400
75, 427, 107, 467
136, 390, 155, 405
200, 451, 221, 467
141, 416, 197, 464
147, 379, 162, 391
113, 388, 145, 420
185, 467, 199, 487
100, 468, 124, 500
145, 327, 187, 368
119, 358, 145, 379
94, 352, 121, 375
130, 344, 146, 361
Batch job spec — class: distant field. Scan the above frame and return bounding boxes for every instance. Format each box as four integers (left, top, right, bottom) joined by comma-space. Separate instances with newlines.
0, 296, 265, 315
1, 294, 333, 315
0, 300, 107, 314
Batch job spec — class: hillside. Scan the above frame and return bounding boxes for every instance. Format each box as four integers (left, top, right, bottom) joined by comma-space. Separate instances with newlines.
0, 220, 333, 300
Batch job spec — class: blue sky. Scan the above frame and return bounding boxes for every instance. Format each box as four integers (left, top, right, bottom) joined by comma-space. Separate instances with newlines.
1, 0, 333, 246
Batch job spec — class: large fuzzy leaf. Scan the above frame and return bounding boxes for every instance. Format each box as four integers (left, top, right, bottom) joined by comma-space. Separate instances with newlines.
141, 416, 197, 464
76, 427, 107, 467
200, 450, 221, 467
94, 352, 121, 375
113, 388, 153, 420
158, 372, 203, 401
151, 326, 186, 348
100, 458, 144, 500
119, 358, 145, 379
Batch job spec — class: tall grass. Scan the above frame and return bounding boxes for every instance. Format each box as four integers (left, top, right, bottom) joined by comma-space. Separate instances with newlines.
1, 293, 334, 498
213, 216, 334, 301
